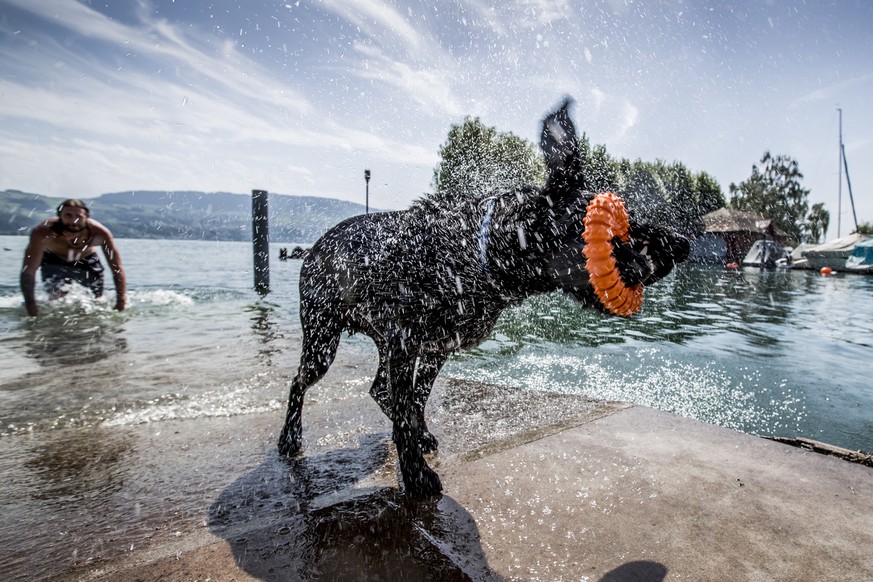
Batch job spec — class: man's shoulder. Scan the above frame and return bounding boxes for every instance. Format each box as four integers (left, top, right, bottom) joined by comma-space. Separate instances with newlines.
88, 219, 115, 239
30, 220, 57, 237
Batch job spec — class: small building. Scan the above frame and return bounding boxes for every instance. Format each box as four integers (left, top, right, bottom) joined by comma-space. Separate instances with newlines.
691, 208, 787, 264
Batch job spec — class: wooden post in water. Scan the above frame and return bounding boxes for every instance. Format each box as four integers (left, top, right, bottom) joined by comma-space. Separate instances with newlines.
252, 189, 270, 295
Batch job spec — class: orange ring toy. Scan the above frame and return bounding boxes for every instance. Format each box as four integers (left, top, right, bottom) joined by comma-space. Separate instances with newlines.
581, 192, 644, 317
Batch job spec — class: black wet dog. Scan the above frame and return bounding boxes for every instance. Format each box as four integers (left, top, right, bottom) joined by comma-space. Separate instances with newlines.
278, 101, 690, 497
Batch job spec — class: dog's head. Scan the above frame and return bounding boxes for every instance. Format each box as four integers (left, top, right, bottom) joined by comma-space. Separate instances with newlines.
509, 99, 690, 312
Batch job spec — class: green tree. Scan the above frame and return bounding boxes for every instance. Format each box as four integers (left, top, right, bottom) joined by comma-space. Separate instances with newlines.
696, 171, 727, 216
582, 136, 621, 194
621, 160, 670, 226
430, 117, 545, 207
805, 203, 830, 244
662, 162, 700, 236
427, 115, 727, 239
729, 152, 810, 243
620, 160, 725, 238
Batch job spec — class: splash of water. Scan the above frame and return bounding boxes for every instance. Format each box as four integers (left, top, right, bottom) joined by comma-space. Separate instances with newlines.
447, 344, 807, 437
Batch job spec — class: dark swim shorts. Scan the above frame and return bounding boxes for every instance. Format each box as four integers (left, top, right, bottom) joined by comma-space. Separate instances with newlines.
41, 252, 105, 297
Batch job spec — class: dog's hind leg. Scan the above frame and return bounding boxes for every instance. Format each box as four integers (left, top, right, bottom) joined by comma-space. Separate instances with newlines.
369, 348, 445, 454
386, 350, 443, 497
410, 352, 447, 454
277, 311, 341, 457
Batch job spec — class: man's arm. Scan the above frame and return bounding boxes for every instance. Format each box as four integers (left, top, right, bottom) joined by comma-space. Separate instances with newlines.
99, 229, 126, 311
20, 229, 47, 316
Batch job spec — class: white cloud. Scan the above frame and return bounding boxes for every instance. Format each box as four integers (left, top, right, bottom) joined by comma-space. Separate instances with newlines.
791, 73, 873, 108
0, 0, 442, 203
351, 43, 464, 117
319, 0, 427, 57
590, 86, 606, 111
617, 100, 639, 138
461, 0, 506, 36
2, 1, 314, 120
468, 0, 574, 30
519, 0, 575, 27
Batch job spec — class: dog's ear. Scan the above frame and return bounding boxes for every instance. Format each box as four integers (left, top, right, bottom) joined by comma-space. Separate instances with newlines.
541, 98, 586, 192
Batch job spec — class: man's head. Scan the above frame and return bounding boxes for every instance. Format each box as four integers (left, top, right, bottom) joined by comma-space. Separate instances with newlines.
56, 199, 90, 232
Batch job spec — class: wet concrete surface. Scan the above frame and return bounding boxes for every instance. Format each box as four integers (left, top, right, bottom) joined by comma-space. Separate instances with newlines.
36, 372, 873, 582
445, 406, 873, 581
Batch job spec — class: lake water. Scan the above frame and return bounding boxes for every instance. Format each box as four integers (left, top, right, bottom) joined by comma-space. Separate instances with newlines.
2, 235, 871, 451
1, 234, 872, 577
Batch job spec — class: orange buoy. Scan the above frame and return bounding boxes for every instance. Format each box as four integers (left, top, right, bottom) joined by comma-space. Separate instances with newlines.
726, 262, 740, 269
581, 192, 643, 317
820, 266, 833, 276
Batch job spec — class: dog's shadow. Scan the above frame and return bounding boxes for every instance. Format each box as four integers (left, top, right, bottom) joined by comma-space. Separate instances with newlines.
207, 434, 504, 581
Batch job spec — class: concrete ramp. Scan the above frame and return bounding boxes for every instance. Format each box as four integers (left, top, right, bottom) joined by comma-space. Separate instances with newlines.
63, 379, 872, 581
444, 405, 872, 581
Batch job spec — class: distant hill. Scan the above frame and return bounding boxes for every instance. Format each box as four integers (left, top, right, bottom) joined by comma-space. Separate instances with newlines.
0, 189, 379, 243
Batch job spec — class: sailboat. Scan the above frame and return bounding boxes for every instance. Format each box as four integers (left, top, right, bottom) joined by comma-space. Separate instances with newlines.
801, 108, 870, 272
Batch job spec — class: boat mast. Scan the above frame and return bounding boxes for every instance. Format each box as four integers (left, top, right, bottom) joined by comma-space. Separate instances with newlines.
836, 107, 859, 237
842, 139, 859, 234
838, 107, 843, 237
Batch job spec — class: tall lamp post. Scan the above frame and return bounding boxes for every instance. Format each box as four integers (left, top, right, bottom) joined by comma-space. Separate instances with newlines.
364, 169, 371, 214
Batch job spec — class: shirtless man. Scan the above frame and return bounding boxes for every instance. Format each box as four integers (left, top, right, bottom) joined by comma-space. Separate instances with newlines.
20, 198, 127, 316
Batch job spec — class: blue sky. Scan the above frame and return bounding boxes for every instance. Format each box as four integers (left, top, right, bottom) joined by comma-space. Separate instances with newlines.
1, 0, 871, 238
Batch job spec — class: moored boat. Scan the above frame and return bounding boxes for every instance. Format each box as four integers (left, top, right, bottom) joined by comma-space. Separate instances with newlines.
742, 239, 789, 269
801, 232, 871, 271
844, 238, 873, 274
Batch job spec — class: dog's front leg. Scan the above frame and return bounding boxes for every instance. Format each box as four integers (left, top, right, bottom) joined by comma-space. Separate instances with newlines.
389, 356, 443, 497
278, 380, 305, 456
394, 408, 443, 497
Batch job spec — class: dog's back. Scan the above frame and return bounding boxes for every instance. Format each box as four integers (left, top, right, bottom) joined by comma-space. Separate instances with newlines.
301, 202, 508, 351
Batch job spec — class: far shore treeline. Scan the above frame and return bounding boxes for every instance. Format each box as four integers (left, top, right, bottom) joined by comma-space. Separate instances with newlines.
0, 189, 370, 243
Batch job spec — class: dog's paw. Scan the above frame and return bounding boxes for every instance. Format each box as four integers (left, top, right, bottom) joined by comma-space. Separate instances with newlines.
403, 464, 443, 498
420, 431, 439, 454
